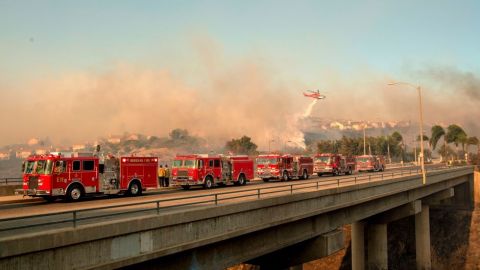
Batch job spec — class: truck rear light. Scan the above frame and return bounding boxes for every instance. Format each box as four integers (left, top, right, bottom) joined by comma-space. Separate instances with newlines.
122, 158, 126, 162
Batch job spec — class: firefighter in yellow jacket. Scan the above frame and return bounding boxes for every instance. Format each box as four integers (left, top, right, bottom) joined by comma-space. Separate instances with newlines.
164, 164, 170, 187
158, 165, 166, 187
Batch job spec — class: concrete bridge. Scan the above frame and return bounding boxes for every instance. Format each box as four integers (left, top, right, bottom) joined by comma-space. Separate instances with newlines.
0, 166, 476, 270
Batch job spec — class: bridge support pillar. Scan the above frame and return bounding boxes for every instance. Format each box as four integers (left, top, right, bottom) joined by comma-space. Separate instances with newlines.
415, 204, 431, 270
248, 229, 344, 269
367, 224, 387, 270
352, 221, 365, 270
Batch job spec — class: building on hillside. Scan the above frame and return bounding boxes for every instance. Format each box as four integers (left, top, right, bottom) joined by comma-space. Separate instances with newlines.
330, 121, 345, 130
16, 151, 31, 159
72, 144, 86, 152
27, 138, 39, 145
34, 149, 47, 155
352, 124, 362, 131
0, 152, 9, 160
126, 134, 139, 141
107, 136, 121, 144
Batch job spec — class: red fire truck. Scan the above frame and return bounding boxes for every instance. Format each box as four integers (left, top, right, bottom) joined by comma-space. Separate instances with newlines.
356, 155, 386, 172
17, 152, 158, 201
256, 154, 313, 182
171, 154, 254, 189
313, 153, 356, 176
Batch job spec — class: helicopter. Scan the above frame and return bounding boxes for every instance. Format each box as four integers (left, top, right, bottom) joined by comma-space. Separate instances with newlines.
303, 90, 326, 100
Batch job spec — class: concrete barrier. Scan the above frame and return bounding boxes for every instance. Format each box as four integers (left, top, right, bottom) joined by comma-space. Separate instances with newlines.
0, 185, 21, 196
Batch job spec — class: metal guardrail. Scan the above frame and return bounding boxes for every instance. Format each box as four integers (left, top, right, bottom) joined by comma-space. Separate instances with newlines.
0, 166, 465, 235
0, 177, 22, 185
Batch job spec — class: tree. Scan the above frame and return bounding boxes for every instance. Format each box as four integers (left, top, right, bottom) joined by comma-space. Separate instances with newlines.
467, 136, 479, 154
391, 131, 403, 144
438, 145, 455, 161
416, 135, 429, 141
430, 125, 445, 151
169, 129, 190, 140
445, 124, 468, 158
225, 136, 258, 155
416, 134, 431, 158
317, 140, 335, 154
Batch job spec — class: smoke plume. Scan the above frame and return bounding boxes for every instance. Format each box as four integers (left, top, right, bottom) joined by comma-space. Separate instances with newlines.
0, 60, 308, 149
1, 45, 479, 150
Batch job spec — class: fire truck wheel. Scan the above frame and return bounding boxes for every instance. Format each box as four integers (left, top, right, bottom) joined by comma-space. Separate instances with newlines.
66, 185, 83, 201
237, 174, 246, 185
128, 181, 142, 196
281, 171, 289, 182
204, 176, 214, 189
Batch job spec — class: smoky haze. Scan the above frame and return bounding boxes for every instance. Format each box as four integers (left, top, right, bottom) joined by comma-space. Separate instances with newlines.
308, 66, 480, 137
0, 58, 307, 148
1, 52, 479, 148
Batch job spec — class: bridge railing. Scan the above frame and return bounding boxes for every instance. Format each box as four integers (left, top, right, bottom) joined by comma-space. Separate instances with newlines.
0, 166, 469, 236
0, 177, 22, 185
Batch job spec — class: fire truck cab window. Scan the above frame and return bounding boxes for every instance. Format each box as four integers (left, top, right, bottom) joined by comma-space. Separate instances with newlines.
44, 160, 53, 174
73, 161, 81, 171
208, 160, 214, 167
55, 161, 66, 173
197, 160, 204, 168
83, 160, 95, 171
24, 161, 35, 173
35, 160, 46, 174
184, 160, 195, 168
214, 160, 220, 168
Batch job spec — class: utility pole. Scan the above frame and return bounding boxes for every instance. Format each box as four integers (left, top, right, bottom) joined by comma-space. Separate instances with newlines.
388, 82, 427, 184
387, 142, 391, 163
363, 123, 366, 155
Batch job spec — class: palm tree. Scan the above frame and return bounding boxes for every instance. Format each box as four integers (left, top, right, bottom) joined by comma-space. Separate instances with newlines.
416, 134, 431, 159
391, 131, 403, 162
430, 125, 446, 160
467, 136, 479, 154
445, 124, 467, 160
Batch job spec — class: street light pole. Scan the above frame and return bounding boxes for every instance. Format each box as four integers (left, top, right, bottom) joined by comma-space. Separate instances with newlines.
388, 82, 426, 184
386, 138, 391, 163
413, 138, 417, 165
363, 123, 366, 155
417, 86, 426, 184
